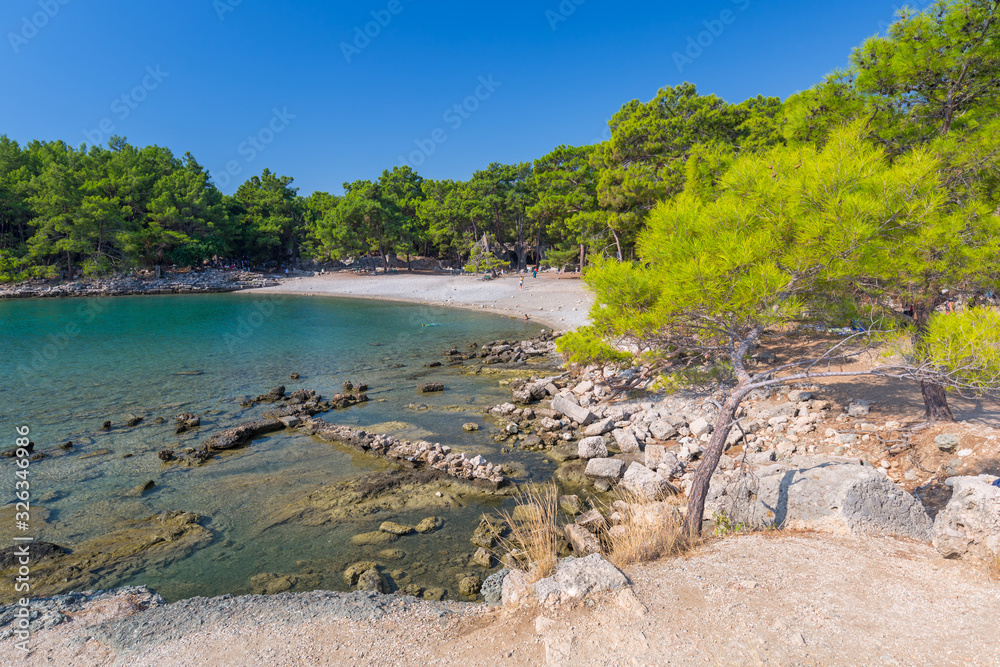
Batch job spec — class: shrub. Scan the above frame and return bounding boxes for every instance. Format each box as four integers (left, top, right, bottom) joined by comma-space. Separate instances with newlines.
603, 490, 691, 568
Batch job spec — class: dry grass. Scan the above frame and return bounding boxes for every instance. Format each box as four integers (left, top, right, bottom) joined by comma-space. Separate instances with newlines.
987, 551, 1000, 581
496, 483, 561, 581
603, 489, 693, 568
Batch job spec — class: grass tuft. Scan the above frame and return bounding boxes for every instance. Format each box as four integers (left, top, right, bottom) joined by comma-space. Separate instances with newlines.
603, 488, 692, 568
496, 483, 562, 581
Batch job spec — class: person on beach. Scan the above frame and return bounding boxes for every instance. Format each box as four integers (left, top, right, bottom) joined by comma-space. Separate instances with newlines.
532, 267, 537, 279
519, 276, 524, 290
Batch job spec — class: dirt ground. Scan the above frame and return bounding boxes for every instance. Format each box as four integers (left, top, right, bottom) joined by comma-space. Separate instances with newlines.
4, 532, 998, 666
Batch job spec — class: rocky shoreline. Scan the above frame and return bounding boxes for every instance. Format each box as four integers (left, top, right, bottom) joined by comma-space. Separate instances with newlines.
0, 269, 280, 299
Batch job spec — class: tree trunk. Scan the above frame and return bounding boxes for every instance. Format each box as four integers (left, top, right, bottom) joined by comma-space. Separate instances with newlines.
921, 381, 955, 422
913, 300, 956, 422
579, 244, 586, 273
684, 389, 747, 537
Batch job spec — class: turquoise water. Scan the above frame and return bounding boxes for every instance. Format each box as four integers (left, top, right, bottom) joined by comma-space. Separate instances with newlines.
0, 293, 551, 600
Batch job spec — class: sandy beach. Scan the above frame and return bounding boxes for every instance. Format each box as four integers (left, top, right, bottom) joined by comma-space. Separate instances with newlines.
250, 271, 594, 330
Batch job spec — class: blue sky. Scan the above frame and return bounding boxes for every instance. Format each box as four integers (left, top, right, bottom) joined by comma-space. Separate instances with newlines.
1, 0, 908, 196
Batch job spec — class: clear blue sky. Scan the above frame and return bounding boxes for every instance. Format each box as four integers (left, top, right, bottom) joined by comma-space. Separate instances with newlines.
1, 0, 906, 196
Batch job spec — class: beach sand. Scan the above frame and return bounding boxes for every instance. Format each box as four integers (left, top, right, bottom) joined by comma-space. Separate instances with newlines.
249, 271, 594, 330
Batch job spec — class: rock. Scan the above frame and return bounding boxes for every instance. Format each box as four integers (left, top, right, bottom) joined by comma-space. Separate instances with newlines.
481, 568, 509, 604
564, 524, 602, 557
277, 416, 301, 428
689, 418, 712, 438
462, 423, 479, 432
935, 433, 961, 452
621, 463, 677, 501
528, 554, 630, 606
203, 418, 284, 451
267, 386, 286, 399
158, 450, 175, 462
787, 390, 812, 402
649, 420, 678, 441
343, 561, 379, 586
249, 573, 297, 595
578, 436, 608, 460
708, 457, 933, 540
415, 517, 444, 533
356, 568, 386, 593
379, 521, 414, 535
472, 547, 494, 568
125, 480, 156, 497
458, 574, 483, 596
576, 509, 607, 533
584, 458, 626, 480
418, 382, 445, 393
422, 587, 446, 601
0, 542, 66, 569
549, 443, 579, 463
573, 380, 594, 395
933, 475, 1000, 560
612, 429, 641, 454
290, 372, 300, 379
471, 518, 504, 549
584, 418, 616, 437
644, 445, 682, 478
377, 548, 405, 561
350, 531, 398, 546
102, 421, 112, 430
551, 395, 594, 426
594, 478, 613, 493
837, 433, 859, 445
125, 415, 144, 428
847, 402, 871, 418
559, 494, 585, 516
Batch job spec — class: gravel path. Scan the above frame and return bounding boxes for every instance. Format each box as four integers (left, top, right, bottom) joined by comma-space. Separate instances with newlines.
250, 272, 594, 330
4, 533, 997, 665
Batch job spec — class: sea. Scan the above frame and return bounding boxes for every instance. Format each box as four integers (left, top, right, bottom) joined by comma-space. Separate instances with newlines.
0, 292, 552, 600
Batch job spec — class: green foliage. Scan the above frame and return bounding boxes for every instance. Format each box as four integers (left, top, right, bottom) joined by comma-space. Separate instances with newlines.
712, 511, 748, 537
555, 326, 632, 365
586, 121, 949, 355
922, 307, 1000, 393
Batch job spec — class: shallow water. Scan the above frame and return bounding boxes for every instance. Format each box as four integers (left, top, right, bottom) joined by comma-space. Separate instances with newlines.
0, 293, 553, 600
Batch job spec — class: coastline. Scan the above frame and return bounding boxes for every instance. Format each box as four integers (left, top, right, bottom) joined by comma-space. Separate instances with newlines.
247, 271, 594, 330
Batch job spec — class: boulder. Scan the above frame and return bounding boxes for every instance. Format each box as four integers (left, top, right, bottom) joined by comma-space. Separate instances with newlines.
418, 382, 445, 393
932, 475, 1000, 560
125, 480, 156, 497
787, 390, 812, 402
578, 436, 608, 460
204, 418, 284, 450
415, 517, 443, 533
707, 457, 933, 541
472, 547, 493, 568
559, 494, 585, 516
564, 524, 601, 556
379, 521, 414, 535
649, 420, 678, 441
462, 423, 479, 432
612, 429, 641, 454
621, 463, 677, 501
644, 445, 682, 478
584, 458, 625, 480
584, 417, 616, 437
481, 568, 509, 604
935, 433, 961, 452
533, 554, 630, 606
689, 418, 712, 438
458, 574, 483, 597
551, 395, 595, 426
356, 567, 386, 593
576, 508, 608, 533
